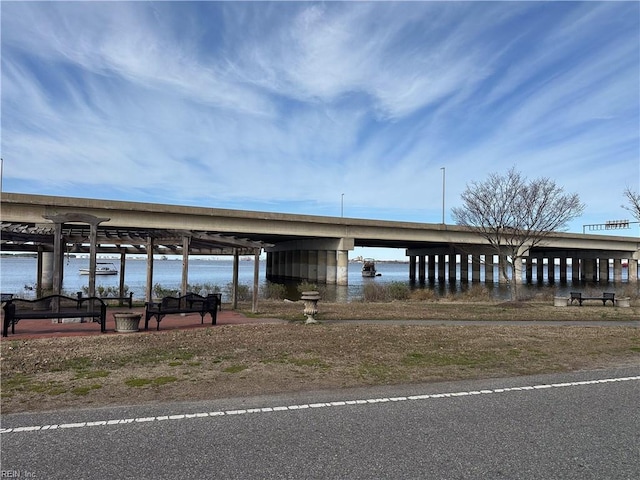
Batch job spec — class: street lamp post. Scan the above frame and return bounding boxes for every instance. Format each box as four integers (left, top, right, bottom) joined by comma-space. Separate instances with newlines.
440, 167, 445, 224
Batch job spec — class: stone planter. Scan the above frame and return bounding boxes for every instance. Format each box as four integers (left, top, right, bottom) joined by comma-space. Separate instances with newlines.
616, 297, 631, 308
300, 291, 321, 324
113, 312, 142, 333
553, 296, 568, 307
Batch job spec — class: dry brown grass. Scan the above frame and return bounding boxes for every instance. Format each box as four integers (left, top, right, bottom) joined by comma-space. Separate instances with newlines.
1, 299, 638, 414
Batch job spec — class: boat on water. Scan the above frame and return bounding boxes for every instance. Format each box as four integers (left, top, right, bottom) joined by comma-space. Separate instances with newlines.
362, 258, 379, 277
79, 262, 118, 276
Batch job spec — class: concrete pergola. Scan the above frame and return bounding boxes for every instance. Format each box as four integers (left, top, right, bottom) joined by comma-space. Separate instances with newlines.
1, 213, 270, 312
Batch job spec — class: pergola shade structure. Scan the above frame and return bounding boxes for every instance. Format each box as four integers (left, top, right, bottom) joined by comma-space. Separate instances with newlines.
1, 214, 270, 312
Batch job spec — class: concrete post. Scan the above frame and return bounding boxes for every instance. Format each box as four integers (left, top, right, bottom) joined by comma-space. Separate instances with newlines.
599, 258, 609, 282
525, 258, 533, 283
41, 250, 54, 292
471, 255, 481, 283
485, 254, 494, 283
307, 250, 318, 282
409, 255, 416, 281
317, 250, 327, 283
460, 254, 469, 283
536, 258, 544, 283
292, 250, 301, 280
337, 250, 349, 286
326, 251, 337, 284
572, 258, 580, 283
448, 254, 457, 283
428, 255, 436, 282
559, 258, 568, 283
418, 256, 426, 282
266, 251, 273, 279
628, 259, 638, 283
613, 259, 623, 282
583, 259, 597, 282
299, 250, 308, 281
546, 258, 555, 284
437, 254, 446, 282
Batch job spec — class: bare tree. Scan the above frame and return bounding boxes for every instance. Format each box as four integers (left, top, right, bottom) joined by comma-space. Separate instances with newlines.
622, 187, 640, 222
452, 167, 585, 299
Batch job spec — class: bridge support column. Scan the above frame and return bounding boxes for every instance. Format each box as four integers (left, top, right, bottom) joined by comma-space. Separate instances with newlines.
428, 255, 436, 282
572, 258, 580, 282
628, 259, 638, 283
613, 259, 623, 282
471, 255, 481, 283
536, 258, 544, 283
460, 254, 469, 283
448, 254, 457, 283
307, 250, 318, 282
409, 256, 416, 281
546, 258, 555, 283
583, 259, 597, 282
337, 250, 349, 286
292, 250, 301, 280
418, 256, 426, 282
559, 258, 567, 283
437, 255, 446, 282
317, 251, 327, 283
525, 258, 533, 283
299, 251, 308, 281
326, 251, 337, 284
599, 258, 609, 282
485, 255, 494, 283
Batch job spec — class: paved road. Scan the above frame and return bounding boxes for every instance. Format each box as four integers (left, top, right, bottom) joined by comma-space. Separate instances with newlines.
2, 366, 639, 479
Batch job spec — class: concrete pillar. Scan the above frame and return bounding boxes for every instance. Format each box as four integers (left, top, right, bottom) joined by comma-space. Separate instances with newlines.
572, 258, 580, 282
448, 254, 457, 283
613, 259, 623, 282
583, 259, 597, 282
283, 250, 292, 279
437, 255, 446, 282
628, 259, 638, 283
409, 256, 417, 281
337, 250, 349, 286
266, 251, 273, 279
418, 256, 426, 282
41, 250, 54, 292
428, 255, 436, 282
299, 250, 308, 281
290, 250, 298, 280
536, 258, 544, 283
525, 258, 533, 283
485, 255, 494, 283
471, 255, 481, 283
460, 254, 469, 283
546, 258, 555, 284
307, 250, 318, 282
559, 258, 568, 283
326, 251, 337, 284
599, 258, 609, 282
317, 250, 327, 283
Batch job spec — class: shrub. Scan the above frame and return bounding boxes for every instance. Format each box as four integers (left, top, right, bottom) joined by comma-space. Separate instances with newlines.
362, 283, 389, 302
224, 282, 252, 301
261, 281, 287, 300
387, 282, 411, 300
153, 283, 179, 298
187, 282, 221, 296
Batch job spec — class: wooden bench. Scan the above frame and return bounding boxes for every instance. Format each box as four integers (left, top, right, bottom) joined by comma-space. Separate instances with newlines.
77, 291, 134, 308
2, 295, 107, 337
569, 292, 615, 306
144, 293, 219, 331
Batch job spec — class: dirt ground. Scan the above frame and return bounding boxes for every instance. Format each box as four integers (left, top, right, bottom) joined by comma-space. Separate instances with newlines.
1, 300, 639, 414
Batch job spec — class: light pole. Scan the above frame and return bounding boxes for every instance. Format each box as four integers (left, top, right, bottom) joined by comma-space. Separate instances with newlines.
440, 167, 445, 224
341, 193, 344, 217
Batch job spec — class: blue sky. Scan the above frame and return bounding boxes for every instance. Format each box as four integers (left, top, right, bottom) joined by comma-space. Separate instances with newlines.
2, 1, 639, 259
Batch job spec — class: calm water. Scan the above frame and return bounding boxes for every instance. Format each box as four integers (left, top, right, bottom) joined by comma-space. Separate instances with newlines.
0, 256, 635, 302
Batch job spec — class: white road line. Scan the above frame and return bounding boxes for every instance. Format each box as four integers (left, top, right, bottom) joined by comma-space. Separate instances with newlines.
1, 375, 638, 435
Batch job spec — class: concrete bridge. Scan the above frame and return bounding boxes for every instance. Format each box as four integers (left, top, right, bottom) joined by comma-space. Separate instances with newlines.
1, 192, 639, 287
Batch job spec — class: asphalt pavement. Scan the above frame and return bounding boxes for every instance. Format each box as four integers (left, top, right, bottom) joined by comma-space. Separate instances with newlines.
2, 366, 639, 479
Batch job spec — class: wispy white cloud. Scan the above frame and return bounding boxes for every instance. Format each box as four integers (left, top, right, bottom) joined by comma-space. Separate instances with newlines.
1, 1, 638, 233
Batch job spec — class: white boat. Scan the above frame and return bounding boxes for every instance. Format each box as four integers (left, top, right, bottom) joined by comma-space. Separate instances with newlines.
362, 258, 378, 277
79, 262, 118, 276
